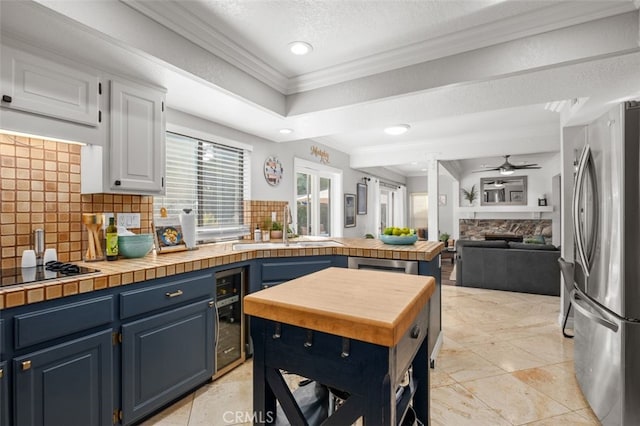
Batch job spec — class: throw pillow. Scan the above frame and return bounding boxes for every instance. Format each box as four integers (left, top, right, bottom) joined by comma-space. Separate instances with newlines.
525, 235, 546, 244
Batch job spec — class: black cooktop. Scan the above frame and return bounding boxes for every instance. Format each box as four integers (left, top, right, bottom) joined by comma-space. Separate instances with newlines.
0, 261, 100, 287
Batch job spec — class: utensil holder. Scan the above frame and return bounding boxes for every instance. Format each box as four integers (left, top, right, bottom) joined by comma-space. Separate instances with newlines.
83, 213, 105, 261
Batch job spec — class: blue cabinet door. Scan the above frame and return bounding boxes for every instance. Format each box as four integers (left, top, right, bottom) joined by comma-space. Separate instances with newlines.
13, 329, 113, 426
121, 299, 214, 425
0, 360, 7, 426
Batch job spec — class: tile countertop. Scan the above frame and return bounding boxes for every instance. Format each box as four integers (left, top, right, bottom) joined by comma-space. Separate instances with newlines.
0, 238, 444, 310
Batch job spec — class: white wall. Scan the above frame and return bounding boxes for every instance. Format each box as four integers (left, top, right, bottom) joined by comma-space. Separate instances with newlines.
438, 174, 455, 239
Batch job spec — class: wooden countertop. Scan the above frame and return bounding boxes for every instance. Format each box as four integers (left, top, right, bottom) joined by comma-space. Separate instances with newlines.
244, 267, 435, 347
0, 238, 443, 310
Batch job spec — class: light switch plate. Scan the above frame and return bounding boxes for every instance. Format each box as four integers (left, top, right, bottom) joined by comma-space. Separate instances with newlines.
117, 213, 141, 228
102, 213, 114, 231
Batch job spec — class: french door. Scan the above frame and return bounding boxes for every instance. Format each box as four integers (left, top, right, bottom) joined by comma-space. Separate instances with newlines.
294, 159, 341, 237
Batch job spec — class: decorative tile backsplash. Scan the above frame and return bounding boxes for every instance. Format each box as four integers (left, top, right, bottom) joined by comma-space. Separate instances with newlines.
243, 200, 289, 239
0, 133, 152, 268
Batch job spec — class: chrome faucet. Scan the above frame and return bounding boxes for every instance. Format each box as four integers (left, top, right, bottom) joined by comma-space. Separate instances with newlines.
283, 204, 292, 246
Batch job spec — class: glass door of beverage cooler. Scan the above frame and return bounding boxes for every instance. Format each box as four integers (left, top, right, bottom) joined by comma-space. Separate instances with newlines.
214, 267, 245, 378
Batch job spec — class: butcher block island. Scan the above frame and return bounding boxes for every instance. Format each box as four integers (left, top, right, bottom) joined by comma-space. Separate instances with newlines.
245, 267, 436, 425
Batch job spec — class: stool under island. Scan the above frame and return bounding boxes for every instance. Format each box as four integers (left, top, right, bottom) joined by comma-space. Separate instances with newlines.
244, 267, 435, 425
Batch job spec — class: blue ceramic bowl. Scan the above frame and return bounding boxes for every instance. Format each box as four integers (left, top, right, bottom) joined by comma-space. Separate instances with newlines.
379, 234, 418, 245
118, 234, 154, 258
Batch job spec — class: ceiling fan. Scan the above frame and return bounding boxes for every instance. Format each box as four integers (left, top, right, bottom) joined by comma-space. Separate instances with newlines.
473, 155, 541, 175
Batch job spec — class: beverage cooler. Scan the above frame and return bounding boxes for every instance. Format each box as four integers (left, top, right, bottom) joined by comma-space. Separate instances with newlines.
214, 267, 246, 378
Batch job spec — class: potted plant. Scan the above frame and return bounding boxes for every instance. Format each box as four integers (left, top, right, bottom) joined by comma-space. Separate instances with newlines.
270, 221, 283, 239
261, 218, 272, 241
439, 232, 450, 247
462, 184, 478, 206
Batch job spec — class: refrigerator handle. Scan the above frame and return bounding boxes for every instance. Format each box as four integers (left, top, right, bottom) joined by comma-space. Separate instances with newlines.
571, 290, 618, 332
572, 144, 591, 277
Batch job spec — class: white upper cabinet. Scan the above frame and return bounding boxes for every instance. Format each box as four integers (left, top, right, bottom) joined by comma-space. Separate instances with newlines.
108, 80, 165, 194
1, 45, 100, 126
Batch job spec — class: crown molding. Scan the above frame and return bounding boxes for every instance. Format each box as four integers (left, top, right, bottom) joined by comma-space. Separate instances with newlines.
123, 1, 636, 96
287, 2, 638, 94
122, 0, 289, 93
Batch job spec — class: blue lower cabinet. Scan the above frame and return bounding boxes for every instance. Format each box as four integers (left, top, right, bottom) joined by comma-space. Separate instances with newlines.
13, 329, 114, 426
0, 360, 7, 426
121, 299, 214, 425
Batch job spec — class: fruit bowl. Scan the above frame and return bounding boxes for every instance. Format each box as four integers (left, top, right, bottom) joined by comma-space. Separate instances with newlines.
118, 234, 154, 258
379, 234, 418, 245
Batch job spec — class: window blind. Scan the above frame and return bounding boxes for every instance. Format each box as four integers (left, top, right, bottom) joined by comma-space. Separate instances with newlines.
154, 132, 249, 242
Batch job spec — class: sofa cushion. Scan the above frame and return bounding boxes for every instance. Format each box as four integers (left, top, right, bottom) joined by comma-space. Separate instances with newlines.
509, 242, 557, 251
458, 240, 509, 249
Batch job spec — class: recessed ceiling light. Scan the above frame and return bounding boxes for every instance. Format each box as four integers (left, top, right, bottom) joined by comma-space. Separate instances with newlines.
384, 124, 410, 136
288, 41, 313, 55
279, 128, 293, 134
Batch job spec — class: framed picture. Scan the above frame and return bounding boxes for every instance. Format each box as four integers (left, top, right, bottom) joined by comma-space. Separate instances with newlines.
153, 216, 188, 253
438, 194, 447, 206
538, 198, 548, 206
357, 183, 367, 215
509, 191, 524, 203
344, 193, 356, 227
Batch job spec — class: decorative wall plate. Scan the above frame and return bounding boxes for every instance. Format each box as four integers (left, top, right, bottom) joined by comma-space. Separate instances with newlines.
264, 156, 283, 186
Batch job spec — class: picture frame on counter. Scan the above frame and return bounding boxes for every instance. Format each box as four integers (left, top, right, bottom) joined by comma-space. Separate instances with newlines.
345, 193, 356, 227
153, 216, 188, 253
357, 182, 367, 215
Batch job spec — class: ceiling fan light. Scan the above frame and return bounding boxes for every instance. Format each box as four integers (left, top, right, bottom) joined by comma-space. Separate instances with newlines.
500, 168, 515, 175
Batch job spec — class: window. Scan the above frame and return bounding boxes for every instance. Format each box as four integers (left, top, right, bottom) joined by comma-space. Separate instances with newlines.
154, 132, 249, 241
294, 158, 342, 237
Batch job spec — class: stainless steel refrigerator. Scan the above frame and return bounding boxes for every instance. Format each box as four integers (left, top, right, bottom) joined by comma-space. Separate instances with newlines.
565, 101, 640, 425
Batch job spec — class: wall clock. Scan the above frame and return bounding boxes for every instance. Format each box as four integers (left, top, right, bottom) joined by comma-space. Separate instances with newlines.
264, 156, 283, 186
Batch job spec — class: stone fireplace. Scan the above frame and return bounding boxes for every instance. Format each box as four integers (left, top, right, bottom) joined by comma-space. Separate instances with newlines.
459, 219, 552, 241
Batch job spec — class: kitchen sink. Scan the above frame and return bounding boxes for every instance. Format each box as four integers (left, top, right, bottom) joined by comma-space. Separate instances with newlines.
232, 240, 343, 250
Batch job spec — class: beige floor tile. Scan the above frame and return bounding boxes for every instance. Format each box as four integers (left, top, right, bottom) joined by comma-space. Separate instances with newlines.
430, 367, 457, 388
525, 410, 601, 426
574, 407, 601, 424
469, 341, 550, 372
189, 378, 253, 425
443, 326, 496, 346
510, 333, 574, 363
430, 384, 511, 426
139, 393, 194, 426
461, 373, 570, 424
437, 348, 506, 382
513, 363, 589, 410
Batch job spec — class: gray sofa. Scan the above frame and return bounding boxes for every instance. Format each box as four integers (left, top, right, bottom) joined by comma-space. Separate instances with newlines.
455, 240, 561, 296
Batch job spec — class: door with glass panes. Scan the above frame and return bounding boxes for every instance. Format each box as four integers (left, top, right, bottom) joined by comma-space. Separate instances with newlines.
296, 172, 332, 237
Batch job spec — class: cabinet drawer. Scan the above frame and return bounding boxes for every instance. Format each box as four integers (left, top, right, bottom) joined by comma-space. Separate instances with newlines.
393, 303, 429, 381
261, 259, 333, 282
120, 271, 213, 319
14, 296, 114, 350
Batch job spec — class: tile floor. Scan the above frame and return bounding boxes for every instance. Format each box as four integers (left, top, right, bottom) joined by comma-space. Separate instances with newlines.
142, 285, 600, 426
